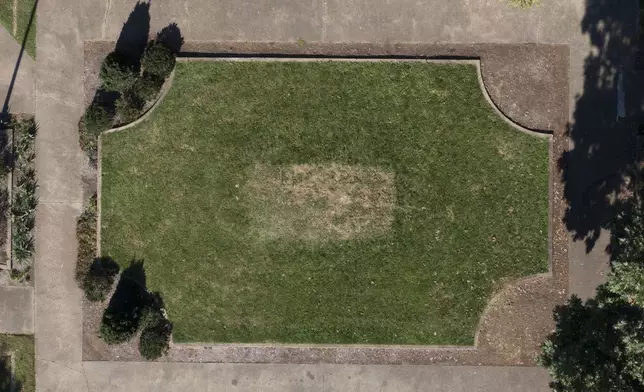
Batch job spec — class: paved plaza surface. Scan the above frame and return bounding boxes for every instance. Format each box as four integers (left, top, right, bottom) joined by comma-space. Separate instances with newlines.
27, 0, 638, 390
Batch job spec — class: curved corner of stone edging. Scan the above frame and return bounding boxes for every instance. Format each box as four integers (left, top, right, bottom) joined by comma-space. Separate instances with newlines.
473, 273, 564, 364
473, 61, 552, 139
103, 69, 177, 135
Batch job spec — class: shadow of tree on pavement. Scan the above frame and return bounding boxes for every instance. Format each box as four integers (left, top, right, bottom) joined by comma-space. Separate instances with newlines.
560, 0, 641, 255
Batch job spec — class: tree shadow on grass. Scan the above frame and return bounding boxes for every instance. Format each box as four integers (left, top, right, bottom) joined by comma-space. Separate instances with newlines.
559, 0, 641, 255
0, 344, 22, 392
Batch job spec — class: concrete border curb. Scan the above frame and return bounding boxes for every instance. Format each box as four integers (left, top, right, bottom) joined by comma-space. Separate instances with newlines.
92, 57, 561, 365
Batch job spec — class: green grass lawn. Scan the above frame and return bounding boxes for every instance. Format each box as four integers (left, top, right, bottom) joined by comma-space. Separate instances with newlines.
101, 61, 549, 345
0, 0, 36, 58
0, 334, 34, 392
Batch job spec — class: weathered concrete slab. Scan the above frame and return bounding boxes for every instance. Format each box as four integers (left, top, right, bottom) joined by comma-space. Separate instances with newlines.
81, 0, 576, 45
0, 25, 34, 115
83, 362, 550, 392
0, 286, 33, 334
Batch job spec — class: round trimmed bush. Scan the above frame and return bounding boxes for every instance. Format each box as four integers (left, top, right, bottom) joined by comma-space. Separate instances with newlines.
99, 311, 139, 344
115, 92, 144, 124
82, 102, 113, 136
132, 75, 164, 103
83, 257, 119, 302
139, 318, 172, 360
141, 40, 175, 80
100, 52, 138, 93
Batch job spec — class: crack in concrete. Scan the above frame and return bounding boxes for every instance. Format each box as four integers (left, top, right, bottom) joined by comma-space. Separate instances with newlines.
36, 358, 92, 391
35, 92, 82, 108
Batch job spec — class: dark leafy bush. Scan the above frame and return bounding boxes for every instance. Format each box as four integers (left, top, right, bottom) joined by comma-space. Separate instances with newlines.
131, 75, 163, 103
115, 92, 144, 124
141, 40, 175, 80
139, 292, 172, 360
99, 261, 147, 345
75, 195, 96, 286
100, 52, 138, 93
79, 103, 113, 165
99, 311, 141, 345
139, 318, 172, 360
83, 102, 113, 135
11, 118, 37, 270
83, 257, 120, 302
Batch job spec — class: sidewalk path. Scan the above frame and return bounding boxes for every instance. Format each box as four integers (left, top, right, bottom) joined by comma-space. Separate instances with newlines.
84, 362, 549, 392
34, 0, 87, 390
0, 25, 33, 114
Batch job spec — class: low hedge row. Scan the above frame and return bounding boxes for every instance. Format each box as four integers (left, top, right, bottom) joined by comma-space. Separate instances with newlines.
80, 24, 182, 166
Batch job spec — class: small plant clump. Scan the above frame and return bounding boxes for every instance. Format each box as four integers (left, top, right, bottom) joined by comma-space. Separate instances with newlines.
131, 75, 164, 103
75, 195, 96, 286
99, 52, 138, 93
142, 40, 176, 80
79, 103, 113, 165
11, 118, 37, 273
83, 257, 120, 302
115, 92, 144, 125
138, 300, 172, 360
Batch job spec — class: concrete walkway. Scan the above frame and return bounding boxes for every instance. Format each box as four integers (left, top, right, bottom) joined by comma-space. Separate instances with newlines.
34, 0, 86, 390
0, 286, 33, 334
83, 363, 549, 392
0, 24, 34, 114
31, 0, 627, 391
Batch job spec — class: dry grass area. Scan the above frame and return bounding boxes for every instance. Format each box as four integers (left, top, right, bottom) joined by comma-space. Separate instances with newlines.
246, 164, 395, 241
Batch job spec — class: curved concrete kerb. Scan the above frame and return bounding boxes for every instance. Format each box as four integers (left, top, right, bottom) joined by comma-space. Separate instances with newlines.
95, 58, 554, 357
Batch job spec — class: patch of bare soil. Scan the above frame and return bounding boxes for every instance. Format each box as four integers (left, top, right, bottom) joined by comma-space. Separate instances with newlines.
476, 275, 566, 365
246, 163, 395, 241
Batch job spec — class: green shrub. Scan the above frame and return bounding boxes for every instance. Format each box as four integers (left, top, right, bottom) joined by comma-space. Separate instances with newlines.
115, 93, 144, 124
83, 257, 120, 302
139, 318, 172, 360
75, 195, 96, 287
100, 52, 138, 93
141, 40, 175, 80
99, 261, 147, 345
607, 262, 644, 306
99, 311, 140, 345
83, 102, 113, 135
132, 75, 163, 103
80, 103, 112, 164
11, 118, 37, 269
